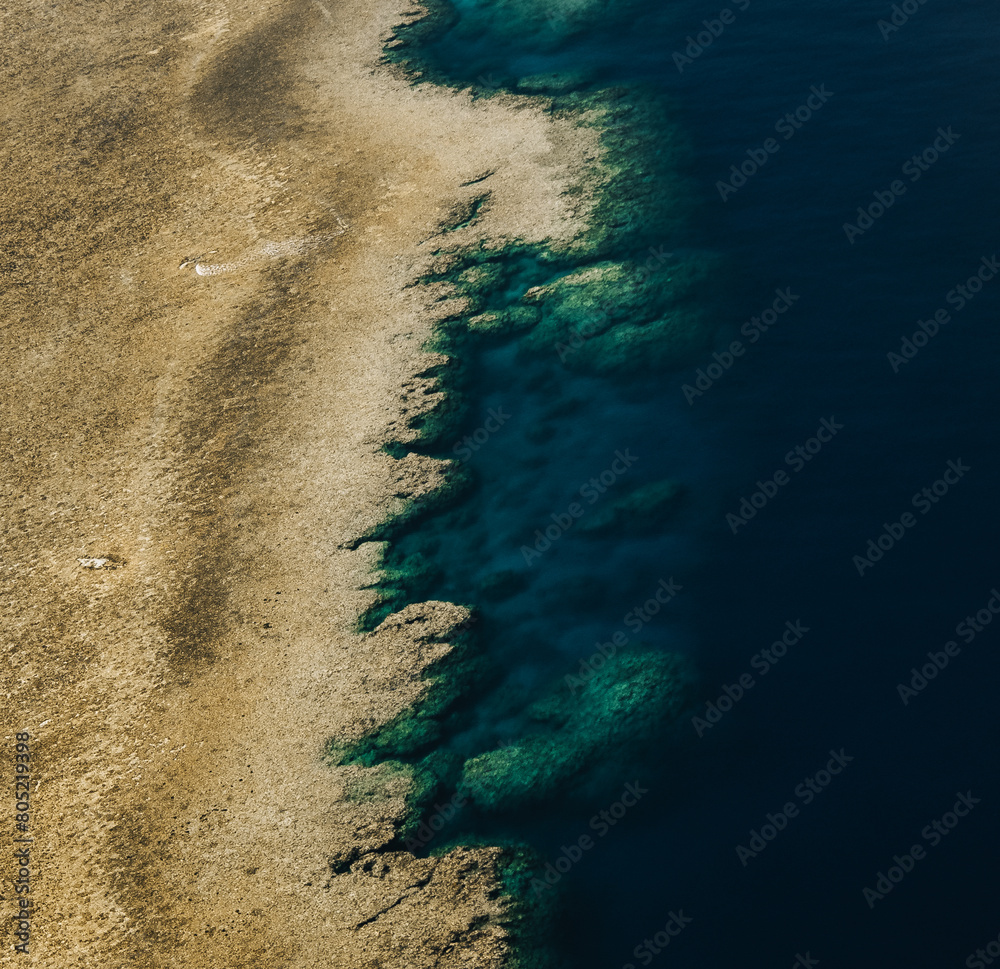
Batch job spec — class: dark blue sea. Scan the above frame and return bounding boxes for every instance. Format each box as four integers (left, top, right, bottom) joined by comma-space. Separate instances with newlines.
388, 1, 1000, 966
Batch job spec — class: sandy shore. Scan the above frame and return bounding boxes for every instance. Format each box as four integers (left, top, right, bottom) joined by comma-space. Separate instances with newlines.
0, 0, 602, 964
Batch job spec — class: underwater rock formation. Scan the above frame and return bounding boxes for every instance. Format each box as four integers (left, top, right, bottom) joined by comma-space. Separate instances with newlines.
459, 645, 691, 812
579, 478, 686, 536
520, 256, 718, 373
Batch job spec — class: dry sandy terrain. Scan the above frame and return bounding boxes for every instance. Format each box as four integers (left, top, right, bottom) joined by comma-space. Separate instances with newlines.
0, 0, 602, 965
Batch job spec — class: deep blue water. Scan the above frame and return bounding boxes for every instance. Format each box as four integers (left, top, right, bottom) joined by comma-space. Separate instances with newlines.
388, 2, 1000, 966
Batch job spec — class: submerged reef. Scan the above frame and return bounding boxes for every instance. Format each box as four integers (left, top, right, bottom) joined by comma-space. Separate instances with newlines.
342, 0, 725, 824
579, 478, 686, 536
459, 645, 692, 812
520, 255, 718, 373
319, 8, 720, 964
411, 82, 726, 376
338, 16, 713, 822
386, 0, 646, 66
424, 232, 722, 377
465, 0, 640, 41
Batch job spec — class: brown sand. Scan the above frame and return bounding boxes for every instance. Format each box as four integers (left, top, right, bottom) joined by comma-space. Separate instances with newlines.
1, 0, 604, 965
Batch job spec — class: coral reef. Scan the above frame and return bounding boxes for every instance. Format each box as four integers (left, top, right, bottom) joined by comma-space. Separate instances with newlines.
459, 645, 692, 812
579, 478, 686, 536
